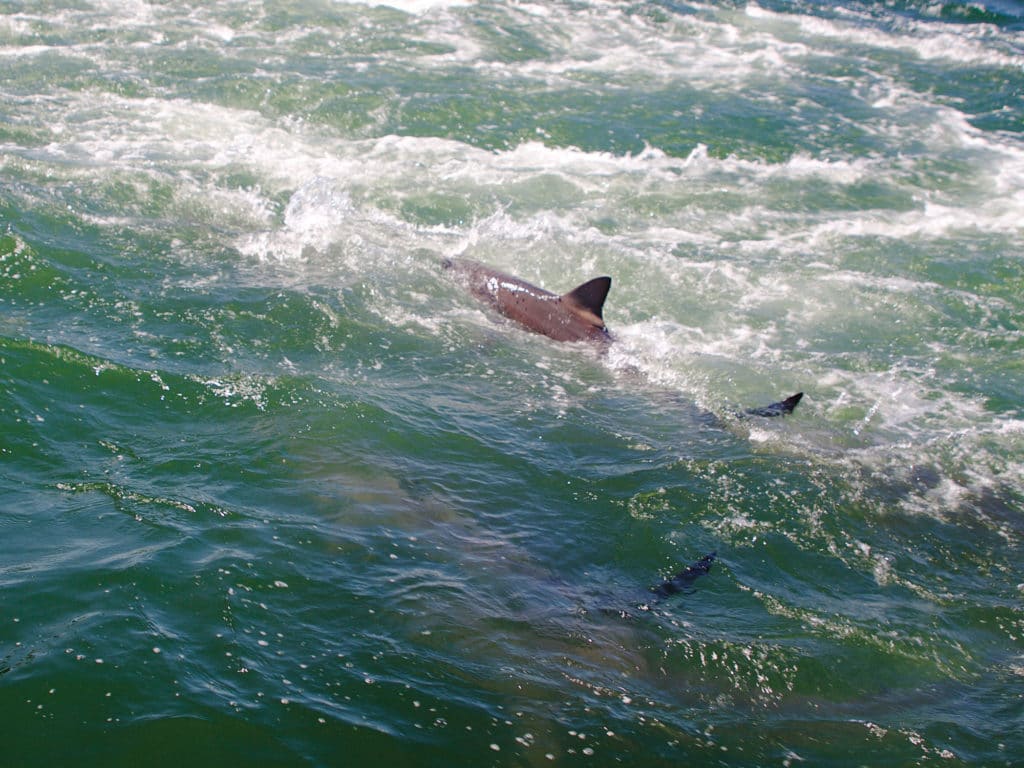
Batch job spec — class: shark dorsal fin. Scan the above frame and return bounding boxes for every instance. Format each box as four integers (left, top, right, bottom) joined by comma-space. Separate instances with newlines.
563, 276, 611, 324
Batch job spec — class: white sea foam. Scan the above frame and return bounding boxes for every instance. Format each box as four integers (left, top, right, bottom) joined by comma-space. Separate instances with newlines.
477, 9, 810, 91
747, 2, 1024, 70
340, 0, 474, 13
0, 15, 31, 37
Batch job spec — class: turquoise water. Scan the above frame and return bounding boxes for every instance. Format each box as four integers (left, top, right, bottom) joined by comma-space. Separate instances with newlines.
2, 0, 1023, 765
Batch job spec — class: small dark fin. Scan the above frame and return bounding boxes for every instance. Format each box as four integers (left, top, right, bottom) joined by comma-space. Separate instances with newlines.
651, 551, 716, 598
563, 276, 612, 321
745, 392, 803, 418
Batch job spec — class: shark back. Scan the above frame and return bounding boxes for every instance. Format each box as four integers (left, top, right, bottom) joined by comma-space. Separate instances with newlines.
445, 258, 611, 343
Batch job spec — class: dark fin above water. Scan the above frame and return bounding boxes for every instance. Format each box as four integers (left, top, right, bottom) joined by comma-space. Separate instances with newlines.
562, 276, 612, 321
651, 551, 717, 598
745, 391, 803, 418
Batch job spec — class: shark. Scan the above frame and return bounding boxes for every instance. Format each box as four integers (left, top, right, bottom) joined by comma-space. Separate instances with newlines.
443, 258, 803, 417
597, 551, 719, 619
651, 551, 717, 598
442, 257, 612, 343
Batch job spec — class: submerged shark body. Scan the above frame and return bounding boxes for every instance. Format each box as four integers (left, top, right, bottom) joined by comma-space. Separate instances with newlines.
443, 258, 612, 344
744, 391, 803, 418
444, 258, 802, 419
600, 551, 718, 619
651, 551, 717, 599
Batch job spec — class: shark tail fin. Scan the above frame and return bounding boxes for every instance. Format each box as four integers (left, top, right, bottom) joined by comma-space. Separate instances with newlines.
745, 392, 803, 418
563, 276, 612, 323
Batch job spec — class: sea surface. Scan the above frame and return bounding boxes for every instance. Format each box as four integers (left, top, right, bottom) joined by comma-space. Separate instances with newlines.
2, 0, 1023, 765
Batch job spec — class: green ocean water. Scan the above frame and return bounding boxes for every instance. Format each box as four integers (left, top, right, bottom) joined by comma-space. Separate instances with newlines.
2, 0, 1023, 765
